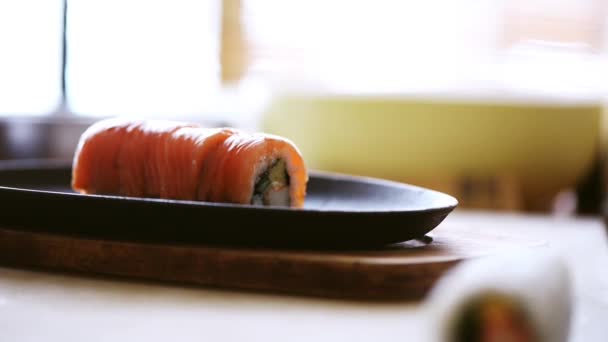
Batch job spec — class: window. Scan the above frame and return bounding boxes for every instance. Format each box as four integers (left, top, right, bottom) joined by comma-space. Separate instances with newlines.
234, 0, 607, 99
0, 0, 63, 115
0, 1, 606, 120
66, 0, 222, 119
239, 0, 502, 92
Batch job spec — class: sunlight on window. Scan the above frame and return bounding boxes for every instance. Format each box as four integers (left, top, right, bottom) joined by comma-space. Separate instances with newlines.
66, 0, 222, 118
0, 0, 63, 115
240, 0, 605, 102
243, 0, 501, 93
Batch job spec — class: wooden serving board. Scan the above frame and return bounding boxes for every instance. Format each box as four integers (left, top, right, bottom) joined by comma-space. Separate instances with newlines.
0, 223, 544, 301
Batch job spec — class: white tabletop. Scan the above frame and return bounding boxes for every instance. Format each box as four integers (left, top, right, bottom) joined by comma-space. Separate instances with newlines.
0, 211, 607, 342
0, 268, 423, 342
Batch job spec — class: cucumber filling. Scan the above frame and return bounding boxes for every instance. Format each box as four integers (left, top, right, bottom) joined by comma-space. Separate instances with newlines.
252, 159, 290, 206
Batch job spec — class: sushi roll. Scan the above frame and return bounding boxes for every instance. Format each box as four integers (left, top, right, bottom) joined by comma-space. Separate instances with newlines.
423, 251, 572, 342
71, 118, 308, 208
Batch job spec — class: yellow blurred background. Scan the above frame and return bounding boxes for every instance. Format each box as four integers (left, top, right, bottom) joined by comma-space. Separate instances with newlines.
262, 96, 601, 213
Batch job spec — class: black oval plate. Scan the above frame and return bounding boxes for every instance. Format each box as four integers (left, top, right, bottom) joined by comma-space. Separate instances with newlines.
0, 159, 457, 249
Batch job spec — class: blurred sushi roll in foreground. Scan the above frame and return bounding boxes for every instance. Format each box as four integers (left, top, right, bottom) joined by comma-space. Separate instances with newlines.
423, 251, 572, 342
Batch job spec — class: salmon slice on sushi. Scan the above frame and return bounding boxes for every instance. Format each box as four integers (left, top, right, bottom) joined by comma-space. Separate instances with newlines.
71, 118, 308, 208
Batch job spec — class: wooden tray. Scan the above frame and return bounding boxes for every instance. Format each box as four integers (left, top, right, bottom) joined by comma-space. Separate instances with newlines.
0, 223, 544, 301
